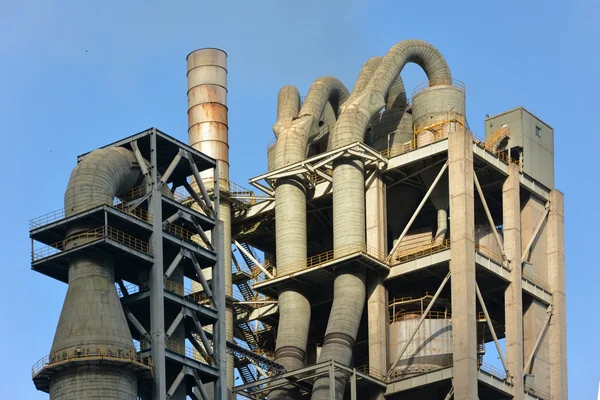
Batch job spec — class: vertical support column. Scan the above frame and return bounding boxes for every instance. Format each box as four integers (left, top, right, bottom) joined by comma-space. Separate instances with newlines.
365, 172, 387, 400
547, 190, 567, 399
213, 219, 228, 400
502, 164, 524, 398
448, 128, 478, 400
149, 128, 167, 400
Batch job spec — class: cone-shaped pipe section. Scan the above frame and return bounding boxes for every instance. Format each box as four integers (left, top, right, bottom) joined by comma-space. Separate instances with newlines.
49, 147, 141, 399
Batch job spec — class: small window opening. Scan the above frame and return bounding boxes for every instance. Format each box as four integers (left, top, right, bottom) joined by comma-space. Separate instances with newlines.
535, 126, 542, 138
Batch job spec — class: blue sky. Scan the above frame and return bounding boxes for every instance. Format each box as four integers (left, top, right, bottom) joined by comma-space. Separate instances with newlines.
1, 0, 597, 398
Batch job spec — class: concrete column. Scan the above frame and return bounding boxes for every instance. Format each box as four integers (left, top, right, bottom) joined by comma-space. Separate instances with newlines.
547, 190, 567, 399
366, 173, 387, 399
502, 164, 524, 398
521, 195, 550, 392
448, 128, 478, 400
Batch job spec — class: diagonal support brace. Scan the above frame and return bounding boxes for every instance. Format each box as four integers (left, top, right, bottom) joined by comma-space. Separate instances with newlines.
521, 202, 550, 263
165, 308, 185, 340
191, 369, 210, 400
189, 252, 215, 307
386, 160, 449, 263
474, 170, 505, 258
164, 249, 185, 281
131, 140, 152, 185
234, 240, 274, 279
524, 305, 553, 375
187, 153, 216, 218
387, 270, 451, 377
124, 308, 151, 343
190, 310, 214, 356
166, 366, 187, 398
159, 149, 184, 189
475, 282, 510, 380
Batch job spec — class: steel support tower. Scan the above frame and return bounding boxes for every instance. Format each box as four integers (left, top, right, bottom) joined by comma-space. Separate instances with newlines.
30, 128, 228, 400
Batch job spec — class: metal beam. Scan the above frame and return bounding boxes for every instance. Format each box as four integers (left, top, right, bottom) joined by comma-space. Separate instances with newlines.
117, 279, 129, 296
166, 367, 186, 398
234, 240, 274, 279
131, 140, 151, 185
182, 181, 210, 215
473, 170, 505, 257
188, 332, 210, 364
188, 155, 216, 218
475, 282, 509, 379
351, 369, 357, 400
191, 369, 210, 400
162, 211, 183, 228
159, 149, 183, 188
387, 157, 447, 189
386, 160, 449, 262
521, 203, 550, 263
387, 271, 451, 376
444, 387, 454, 400
190, 311, 214, 356
189, 252, 215, 307
524, 305, 553, 375
165, 309, 185, 340
164, 249, 185, 281
329, 361, 336, 400
149, 128, 167, 399
124, 308, 151, 343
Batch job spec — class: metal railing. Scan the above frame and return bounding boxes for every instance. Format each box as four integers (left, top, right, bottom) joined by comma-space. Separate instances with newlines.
522, 271, 551, 292
389, 310, 451, 324
413, 111, 466, 137
29, 202, 152, 230
164, 279, 210, 305
165, 339, 211, 364
115, 283, 141, 298
379, 129, 448, 159
473, 133, 520, 167
260, 244, 385, 280
525, 384, 553, 400
356, 364, 387, 380
32, 226, 151, 262
394, 239, 450, 263
474, 243, 506, 267
32, 346, 152, 377
479, 362, 507, 380
163, 223, 210, 250
412, 78, 465, 98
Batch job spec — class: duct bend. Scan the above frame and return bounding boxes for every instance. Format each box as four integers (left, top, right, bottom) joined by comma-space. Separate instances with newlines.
270, 78, 349, 400
50, 147, 142, 399
312, 41, 451, 400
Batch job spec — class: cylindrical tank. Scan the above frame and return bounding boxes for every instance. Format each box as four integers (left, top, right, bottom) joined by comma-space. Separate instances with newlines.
388, 314, 453, 376
412, 82, 466, 147
186, 48, 235, 394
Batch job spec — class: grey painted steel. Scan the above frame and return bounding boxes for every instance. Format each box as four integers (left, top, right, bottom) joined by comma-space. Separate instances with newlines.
388, 271, 451, 375
150, 129, 168, 399
49, 146, 143, 399
271, 75, 350, 400
310, 40, 452, 400
475, 283, 509, 377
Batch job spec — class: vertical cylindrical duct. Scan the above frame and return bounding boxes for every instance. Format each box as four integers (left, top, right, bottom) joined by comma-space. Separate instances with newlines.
412, 82, 465, 244
187, 48, 234, 394
47, 147, 142, 400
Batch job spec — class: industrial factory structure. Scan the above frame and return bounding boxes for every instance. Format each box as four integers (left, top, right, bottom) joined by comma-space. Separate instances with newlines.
29, 40, 566, 400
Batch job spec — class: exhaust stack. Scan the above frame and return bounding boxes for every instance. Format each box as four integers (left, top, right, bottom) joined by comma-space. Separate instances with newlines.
186, 48, 235, 393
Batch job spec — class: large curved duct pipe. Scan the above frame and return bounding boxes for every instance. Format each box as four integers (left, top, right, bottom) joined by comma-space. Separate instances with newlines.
270, 78, 349, 400
312, 40, 451, 400
49, 148, 142, 399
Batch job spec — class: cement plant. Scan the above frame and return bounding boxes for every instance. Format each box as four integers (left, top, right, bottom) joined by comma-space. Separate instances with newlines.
28, 40, 567, 400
